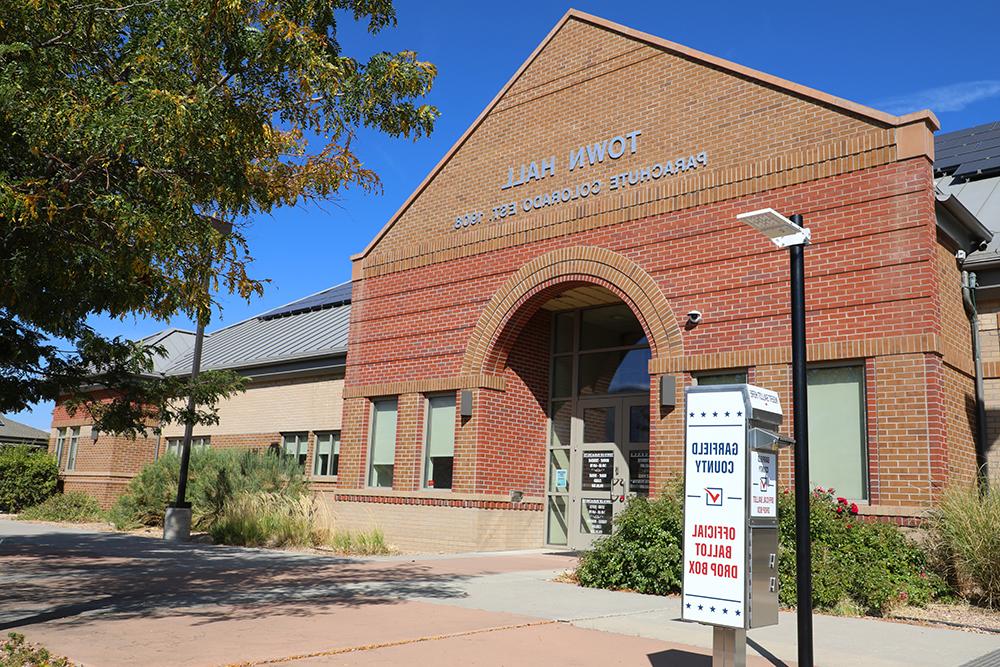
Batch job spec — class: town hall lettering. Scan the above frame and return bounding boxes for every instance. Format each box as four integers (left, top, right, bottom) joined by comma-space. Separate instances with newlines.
452, 129, 709, 230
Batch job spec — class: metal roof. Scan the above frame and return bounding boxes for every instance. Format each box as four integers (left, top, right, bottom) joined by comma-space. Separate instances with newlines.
138, 328, 197, 374
165, 282, 352, 375
935, 121, 1000, 181
0, 415, 49, 442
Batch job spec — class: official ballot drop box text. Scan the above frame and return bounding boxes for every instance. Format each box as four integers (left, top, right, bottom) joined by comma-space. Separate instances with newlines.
681, 384, 787, 630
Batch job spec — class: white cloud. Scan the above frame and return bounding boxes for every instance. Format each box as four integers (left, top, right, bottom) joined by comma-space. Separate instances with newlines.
876, 80, 1000, 114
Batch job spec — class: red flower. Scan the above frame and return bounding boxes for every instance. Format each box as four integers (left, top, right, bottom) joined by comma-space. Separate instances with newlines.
835, 506, 843, 514
849, 503, 859, 515
816, 487, 826, 494
837, 497, 847, 505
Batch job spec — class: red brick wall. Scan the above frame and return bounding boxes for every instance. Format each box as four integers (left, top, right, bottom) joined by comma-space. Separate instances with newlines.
342, 158, 957, 512
475, 309, 551, 496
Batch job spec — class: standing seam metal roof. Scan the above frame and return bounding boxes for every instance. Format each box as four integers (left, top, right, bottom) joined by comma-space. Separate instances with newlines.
164, 282, 352, 374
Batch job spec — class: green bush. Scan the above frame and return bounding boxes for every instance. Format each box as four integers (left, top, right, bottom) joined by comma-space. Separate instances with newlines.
928, 485, 1000, 609
575, 482, 943, 615
19, 492, 104, 523
1, 632, 72, 667
329, 528, 392, 556
208, 492, 316, 547
0, 445, 58, 512
208, 491, 394, 553
576, 484, 684, 595
778, 488, 943, 615
107, 448, 308, 530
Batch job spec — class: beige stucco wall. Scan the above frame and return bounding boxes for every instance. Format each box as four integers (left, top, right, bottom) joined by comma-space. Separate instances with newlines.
160, 374, 344, 437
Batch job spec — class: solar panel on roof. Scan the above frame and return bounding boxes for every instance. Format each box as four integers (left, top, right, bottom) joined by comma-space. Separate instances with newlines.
935, 121, 1000, 180
257, 282, 352, 320
954, 157, 1000, 180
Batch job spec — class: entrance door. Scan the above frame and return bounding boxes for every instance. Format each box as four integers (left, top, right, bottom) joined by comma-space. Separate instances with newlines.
568, 396, 650, 549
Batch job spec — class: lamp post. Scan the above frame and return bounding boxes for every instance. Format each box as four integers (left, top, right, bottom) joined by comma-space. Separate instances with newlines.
736, 208, 813, 667
163, 219, 231, 542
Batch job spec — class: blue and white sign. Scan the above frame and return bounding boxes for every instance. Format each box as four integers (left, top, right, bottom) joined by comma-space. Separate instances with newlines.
681, 389, 747, 628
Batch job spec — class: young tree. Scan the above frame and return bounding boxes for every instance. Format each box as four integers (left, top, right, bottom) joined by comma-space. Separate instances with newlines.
0, 0, 438, 434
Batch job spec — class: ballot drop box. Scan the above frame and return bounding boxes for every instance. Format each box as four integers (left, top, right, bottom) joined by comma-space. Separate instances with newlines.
681, 384, 787, 631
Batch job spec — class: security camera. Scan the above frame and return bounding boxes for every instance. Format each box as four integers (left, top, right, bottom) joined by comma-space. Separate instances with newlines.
687, 310, 703, 325
956, 249, 967, 263
977, 240, 989, 252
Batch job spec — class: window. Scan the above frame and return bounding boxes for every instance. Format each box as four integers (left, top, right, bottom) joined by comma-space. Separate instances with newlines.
695, 371, 748, 386
368, 398, 398, 488
54, 429, 66, 468
313, 431, 340, 477
807, 365, 868, 500
282, 433, 309, 468
165, 436, 210, 457
65, 426, 80, 470
424, 394, 455, 489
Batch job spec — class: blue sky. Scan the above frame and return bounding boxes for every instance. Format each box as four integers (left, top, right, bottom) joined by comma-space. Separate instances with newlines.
11, 0, 1000, 430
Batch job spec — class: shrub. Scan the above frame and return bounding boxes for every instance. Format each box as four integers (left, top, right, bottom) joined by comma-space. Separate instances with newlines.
778, 488, 943, 615
576, 483, 684, 595
209, 492, 316, 547
107, 448, 308, 530
19, 492, 104, 523
329, 528, 392, 556
0, 446, 58, 512
209, 491, 394, 554
1, 632, 72, 667
574, 482, 943, 615
928, 485, 1000, 609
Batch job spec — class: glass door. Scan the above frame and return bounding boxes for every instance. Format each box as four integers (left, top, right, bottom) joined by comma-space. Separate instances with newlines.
570, 398, 626, 550
622, 396, 651, 500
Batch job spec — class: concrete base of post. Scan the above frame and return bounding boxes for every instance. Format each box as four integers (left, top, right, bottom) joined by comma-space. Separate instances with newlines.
163, 505, 192, 542
712, 626, 746, 667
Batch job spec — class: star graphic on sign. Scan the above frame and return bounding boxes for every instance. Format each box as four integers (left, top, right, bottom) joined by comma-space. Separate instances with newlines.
685, 603, 691, 609
698, 604, 703, 611
689, 412, 695, 417
700, 412, 706, 417
710, 606, 716, 612
737, 411, 743, 417
722, 608, 728, 614
724, 411, 730, 417
735, 610, 742, 616
712, 411, 718, 417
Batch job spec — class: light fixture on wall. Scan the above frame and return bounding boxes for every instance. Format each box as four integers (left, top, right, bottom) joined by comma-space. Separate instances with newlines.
660, 375, 676, 408
460, 389, 473, 418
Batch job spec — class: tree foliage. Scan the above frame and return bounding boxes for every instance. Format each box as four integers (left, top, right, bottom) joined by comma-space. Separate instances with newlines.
0, 0, 438, 433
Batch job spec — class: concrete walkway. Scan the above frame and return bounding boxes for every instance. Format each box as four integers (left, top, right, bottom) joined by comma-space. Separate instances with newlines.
1, 520, 997, 666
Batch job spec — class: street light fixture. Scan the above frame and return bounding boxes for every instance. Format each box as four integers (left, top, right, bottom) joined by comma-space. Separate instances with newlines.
736, 208, 814, 667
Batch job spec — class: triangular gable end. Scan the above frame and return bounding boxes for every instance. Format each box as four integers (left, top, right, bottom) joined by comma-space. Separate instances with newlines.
353, 9, 938, 275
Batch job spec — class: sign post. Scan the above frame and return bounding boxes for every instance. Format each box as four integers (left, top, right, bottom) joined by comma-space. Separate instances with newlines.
682, 384, 789, 666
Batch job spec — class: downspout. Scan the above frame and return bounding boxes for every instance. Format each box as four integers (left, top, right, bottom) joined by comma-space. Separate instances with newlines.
961, 269, 990, 488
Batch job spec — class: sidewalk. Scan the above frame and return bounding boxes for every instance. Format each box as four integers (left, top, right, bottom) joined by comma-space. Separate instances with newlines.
1, 520, 997, 666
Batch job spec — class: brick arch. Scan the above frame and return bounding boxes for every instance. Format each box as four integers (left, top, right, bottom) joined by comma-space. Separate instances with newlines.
462, 246, 683, 375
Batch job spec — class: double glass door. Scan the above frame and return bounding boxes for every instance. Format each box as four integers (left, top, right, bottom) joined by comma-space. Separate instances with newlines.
550, 395, 649, 550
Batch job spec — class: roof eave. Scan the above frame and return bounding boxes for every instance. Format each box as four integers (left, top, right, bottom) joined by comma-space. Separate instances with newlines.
936, 191, 993, 252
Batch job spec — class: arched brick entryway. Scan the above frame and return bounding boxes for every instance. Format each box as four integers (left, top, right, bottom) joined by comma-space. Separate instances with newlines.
462, 246, 683, 376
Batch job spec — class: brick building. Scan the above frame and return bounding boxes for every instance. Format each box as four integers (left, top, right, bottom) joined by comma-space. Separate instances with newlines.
49, 284, 351, 507
331, 10, 993, 551
48, 11, 997, 552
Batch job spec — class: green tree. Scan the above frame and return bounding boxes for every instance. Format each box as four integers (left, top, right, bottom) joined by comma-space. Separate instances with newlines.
0, 0, 438, 434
